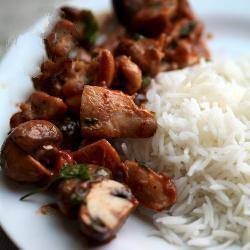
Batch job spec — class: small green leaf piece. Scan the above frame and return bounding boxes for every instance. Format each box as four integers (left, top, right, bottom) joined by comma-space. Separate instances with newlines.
133, 33, 145, 41
20, 164, 90, 201
83, 10, 99, 45
70, 189, 87, 205
180, 21, 197, 37
60, 164, 90, 180
148, 2, 162, 9
20, 177, 63, 201
82, 117, 98, 127
142, 76, 151, 88
138, 161, 148, 168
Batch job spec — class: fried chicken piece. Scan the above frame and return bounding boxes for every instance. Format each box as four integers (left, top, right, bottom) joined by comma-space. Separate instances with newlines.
80, 86, 157, 138
123, 161, 176, 211
33, 59, 88, 98
10, 91, 68, 128
73, 139, 123, 179
113, 0, 178, 37
45, 19, 79, 60
115, 55, 142, 95
88, 49, 115, 87
116, 37, 165, 76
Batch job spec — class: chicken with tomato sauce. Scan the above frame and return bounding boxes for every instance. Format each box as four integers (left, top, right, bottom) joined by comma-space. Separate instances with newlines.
1, 0, 210, 244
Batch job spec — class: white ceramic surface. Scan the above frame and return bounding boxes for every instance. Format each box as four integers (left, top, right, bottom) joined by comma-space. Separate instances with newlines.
0, 1, 250, 249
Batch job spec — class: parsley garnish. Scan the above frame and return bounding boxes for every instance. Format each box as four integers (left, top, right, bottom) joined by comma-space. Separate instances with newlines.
133, 33, 145, 41
142, 76, 151, 88
83, 10, 99, 45
70, 188, 87, 205
138, 161, 148, 168
82, 117, 98, 127
148, 2, 162, 9
60, 164, 90, 179
20, 164, 90, 201
180, 21, 197, 37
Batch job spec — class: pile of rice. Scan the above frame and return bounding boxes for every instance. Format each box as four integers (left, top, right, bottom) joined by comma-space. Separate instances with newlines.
123, 58, 250, 249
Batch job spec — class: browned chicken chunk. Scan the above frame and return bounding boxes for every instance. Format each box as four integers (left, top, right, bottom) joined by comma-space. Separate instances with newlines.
33, 59, 88, 98
10, 92, 67, 128
45, 19, 79, 60
123, 161, 176, 211
115, 55, 142, 95
80, 86, 157, 138
113, 0, 178, 37
116, 37, 165, 76
13, 91, 68, 125
73, 139, 123, 178
2, 1, 209, 244
88, 49, 115, 87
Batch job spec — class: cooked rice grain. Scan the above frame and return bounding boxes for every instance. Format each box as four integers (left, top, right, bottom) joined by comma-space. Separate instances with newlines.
123, 58, 250, 249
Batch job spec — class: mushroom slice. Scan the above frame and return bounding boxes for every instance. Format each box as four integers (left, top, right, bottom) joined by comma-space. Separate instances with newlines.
57, 178, 82, 216
124, 161, 176, 211
57, 166, 111, 216
11, 120, 63, 153
80, 86, 157, 138
73, 140, 122, 178
79, 180, 138, 242
0, 138, 52, 183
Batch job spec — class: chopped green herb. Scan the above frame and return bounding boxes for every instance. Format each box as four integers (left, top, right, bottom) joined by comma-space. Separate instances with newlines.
83, 10, 99, 45
138, 161, 148, 168
82, 117, 98, 127
148, 2, 162, 9
93, 168, 111, 179
180, 21, 197, 37
126, 5, 138, 15
67, 49, 78, 59
168, 40, 178, 49
70, 188, 87, 205
142, 76, 151, 88
20, 164, 90, 201
133, 33, 145, 41
60, 164, 90, 180
20, 177, 62, 201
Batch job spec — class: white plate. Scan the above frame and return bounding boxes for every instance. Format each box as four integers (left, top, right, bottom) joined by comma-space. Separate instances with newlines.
0, 1, 250, 250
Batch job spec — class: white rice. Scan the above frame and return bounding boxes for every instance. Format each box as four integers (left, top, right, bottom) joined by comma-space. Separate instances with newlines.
123, 57, 250, 249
